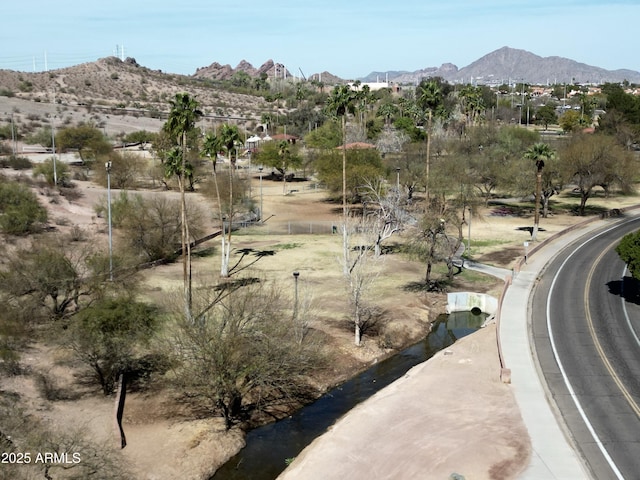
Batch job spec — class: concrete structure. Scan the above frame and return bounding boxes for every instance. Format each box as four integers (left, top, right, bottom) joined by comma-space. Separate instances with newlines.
446, 291, 498, 315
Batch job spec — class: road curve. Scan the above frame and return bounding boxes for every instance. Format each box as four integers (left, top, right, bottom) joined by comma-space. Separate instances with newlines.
532, 216, 640, 479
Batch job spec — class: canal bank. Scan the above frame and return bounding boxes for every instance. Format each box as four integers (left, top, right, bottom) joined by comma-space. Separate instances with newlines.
213, 312, 487, 480
278, 322, 530, 480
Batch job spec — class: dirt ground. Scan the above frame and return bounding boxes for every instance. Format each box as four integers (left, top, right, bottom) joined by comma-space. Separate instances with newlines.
2, 162, 636, 479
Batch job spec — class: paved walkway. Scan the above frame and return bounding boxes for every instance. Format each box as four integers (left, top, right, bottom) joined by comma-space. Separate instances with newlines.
467, 227, 602, 479
497, 225, 603, 480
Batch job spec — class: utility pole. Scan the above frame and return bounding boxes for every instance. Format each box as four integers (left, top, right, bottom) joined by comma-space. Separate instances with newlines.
105, 161, 114, 281
10, 114, 16, 156
51, 89, 57, 185
51, 116, 57, 185
293, 271, 300, 320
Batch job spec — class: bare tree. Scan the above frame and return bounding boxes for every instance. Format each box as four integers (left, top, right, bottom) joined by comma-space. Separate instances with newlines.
341, 216, 384, 346
360, 177, 411, 257
168, 281, 322, 429
411, 196, 463, 287
0, 238, 108, 320
559, 133, 636, 215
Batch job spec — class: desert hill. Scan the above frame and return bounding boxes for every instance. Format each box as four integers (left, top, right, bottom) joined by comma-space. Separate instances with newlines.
0, 56, 271, 123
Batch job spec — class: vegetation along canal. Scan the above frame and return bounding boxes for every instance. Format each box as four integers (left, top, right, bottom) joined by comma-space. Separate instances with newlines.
212, 310, 487, 480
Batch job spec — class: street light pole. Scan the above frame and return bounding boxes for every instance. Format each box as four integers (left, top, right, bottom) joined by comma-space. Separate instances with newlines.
258, 166, 264, 222
105, 161, 113, 281
293, 271, 300, 320
467, 206, 472, 258
51, 115, 57, 186
248, 151, 252, 199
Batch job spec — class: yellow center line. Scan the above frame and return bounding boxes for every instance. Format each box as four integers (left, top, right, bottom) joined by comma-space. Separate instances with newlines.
585, 240, 640, 418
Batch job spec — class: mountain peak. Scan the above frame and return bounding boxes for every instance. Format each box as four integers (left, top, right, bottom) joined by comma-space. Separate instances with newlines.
362, 47, 640, 85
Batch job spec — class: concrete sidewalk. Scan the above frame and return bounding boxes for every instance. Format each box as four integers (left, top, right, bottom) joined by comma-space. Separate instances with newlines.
497, 223, 612, 480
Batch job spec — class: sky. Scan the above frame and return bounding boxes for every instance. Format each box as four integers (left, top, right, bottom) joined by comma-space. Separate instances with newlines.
2, 1, 639, 79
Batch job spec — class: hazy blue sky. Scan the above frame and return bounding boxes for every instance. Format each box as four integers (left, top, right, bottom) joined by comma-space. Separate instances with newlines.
2, 1, 638, 78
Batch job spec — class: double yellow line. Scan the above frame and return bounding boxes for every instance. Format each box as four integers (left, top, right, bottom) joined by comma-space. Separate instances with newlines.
585, 240, 640, 418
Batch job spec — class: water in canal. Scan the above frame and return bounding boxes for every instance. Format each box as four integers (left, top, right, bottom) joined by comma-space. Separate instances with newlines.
212, 310, 486, 480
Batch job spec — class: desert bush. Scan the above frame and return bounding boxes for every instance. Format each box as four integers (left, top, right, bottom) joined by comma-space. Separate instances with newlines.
67, 225, 87, 242
170, 281, 324, 429
23, 125, 53, 148
0, 176, 48, 234
33, 158, 70, 186
0, 237, 122, 320
66, 296, 159, 395
0, 155, 32, 170
58, 185, 82, 201
35, 371, 78, 401
92, 150, 147, 190
0, 394, 132, 479
8, 155, 33, 170
95, 191, 204, 261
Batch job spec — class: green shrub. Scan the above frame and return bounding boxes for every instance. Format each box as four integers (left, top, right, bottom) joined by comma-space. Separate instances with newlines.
0, 177, 48, 234
7, 155, 32, 170
33, 158, 69, 186
67, 297, 159, 395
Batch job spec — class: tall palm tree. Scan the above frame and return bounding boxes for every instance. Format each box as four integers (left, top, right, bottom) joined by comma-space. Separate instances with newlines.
417, 80, 442, 199
326, 85, 358, 215
164, 93, 202, 319
216, 123, 243, 277
326, 85, 358, 275
202, 132, 222, 174
377, 103, 398, 126
524, 143, 555, 241
218, 123, 242, 170
202, 132, 228, 275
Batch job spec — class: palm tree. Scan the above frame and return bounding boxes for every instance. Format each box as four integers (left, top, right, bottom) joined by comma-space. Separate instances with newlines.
326, 85, 358, 276
524, 143, 555, 241
417, 80, 443, 199
377, 103, 398, 126
326, 85, 358, 214
458, 85, 485, 127
202, 132, 229, 275
202, 132, 222, 173
164, 93, 202, 319
216, 124, 243, 277
218, 123, 242, 170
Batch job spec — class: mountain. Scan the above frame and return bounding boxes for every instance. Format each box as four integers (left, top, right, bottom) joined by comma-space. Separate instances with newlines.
361, 47, 640, 85
192, 59, 344, 85
0, 56, 272, 125
194, 59, 293, 81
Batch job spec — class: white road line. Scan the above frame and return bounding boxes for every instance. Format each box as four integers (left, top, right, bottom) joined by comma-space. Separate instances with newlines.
547, 221, 631, 480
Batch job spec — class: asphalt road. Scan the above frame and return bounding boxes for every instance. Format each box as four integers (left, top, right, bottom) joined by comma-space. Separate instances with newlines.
532, 216, 640, 480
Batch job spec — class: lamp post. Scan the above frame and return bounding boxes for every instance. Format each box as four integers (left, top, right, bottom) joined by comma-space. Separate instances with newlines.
258, 166, 264, 222
51, 115, 58, 186
247, 150, 252, 199
293, 271, 300, 320
467, 206, 472, 258
105, 161, 113, 281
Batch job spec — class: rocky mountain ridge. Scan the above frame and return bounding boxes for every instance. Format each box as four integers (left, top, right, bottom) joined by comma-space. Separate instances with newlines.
361, 47, 640, 85
193, 59, 342, 84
